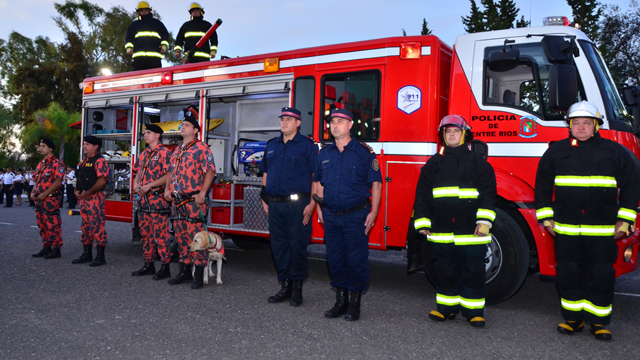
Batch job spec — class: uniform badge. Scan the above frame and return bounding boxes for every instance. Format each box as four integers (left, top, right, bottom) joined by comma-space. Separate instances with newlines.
372, 159, 379, 171
59, 166, 65, 173
207, 153, 214, 164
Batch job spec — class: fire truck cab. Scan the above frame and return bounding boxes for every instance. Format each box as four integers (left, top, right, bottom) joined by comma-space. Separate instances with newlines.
80, 24, 640, 304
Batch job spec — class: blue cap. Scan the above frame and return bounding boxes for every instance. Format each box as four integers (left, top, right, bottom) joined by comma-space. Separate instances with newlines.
330, 108, 353, 121
279, 107, 301, 120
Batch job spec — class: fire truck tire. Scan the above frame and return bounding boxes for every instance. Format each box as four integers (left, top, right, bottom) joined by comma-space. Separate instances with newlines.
422, 208, 529, 305
231, 236, 269, 250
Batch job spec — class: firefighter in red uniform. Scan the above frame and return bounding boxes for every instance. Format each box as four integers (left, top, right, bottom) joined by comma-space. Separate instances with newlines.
413, 115, 497, 328
125, 1, 169, 71
131, 124, 173, 279
174, 2, 218, 63
535, 101, 640, 341
164, 107, 216, 289
72, 136, 109, 267
30, 138, 66, 259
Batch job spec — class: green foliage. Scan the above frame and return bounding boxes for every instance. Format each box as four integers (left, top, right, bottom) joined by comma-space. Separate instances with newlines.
462, 0, 522, 33
516, 15, 530, 28
402, 28, 407, 36
566, 0, 602, 42
598, 1, 640, 86
421, 19, 433, 36
462, 0, 486, 33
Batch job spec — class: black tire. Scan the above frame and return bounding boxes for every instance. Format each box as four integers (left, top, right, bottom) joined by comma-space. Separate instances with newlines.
231, 236, 270, 250
423, 208, 530, 305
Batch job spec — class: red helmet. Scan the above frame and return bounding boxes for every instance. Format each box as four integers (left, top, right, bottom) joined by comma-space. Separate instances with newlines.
438, 115, 473, 145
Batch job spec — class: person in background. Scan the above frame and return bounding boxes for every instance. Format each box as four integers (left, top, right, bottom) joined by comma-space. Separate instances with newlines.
14, 169, 24, 206
27, 170, 36, 207
65, 166, 77, 209
174, 2, 218, 63
3, 166, 15, 207
125, 1, 169, 71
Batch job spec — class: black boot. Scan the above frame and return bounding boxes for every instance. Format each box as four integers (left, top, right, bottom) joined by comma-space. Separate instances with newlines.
191, 265, 205, 289
168, 263, 193, 285
89, 246, 106, 267
32, 246, 52, 258
44, 247, 61, 259
325, 287, 349, 318
131, 262, 156, 276
345, 290, 362, 321
267, 279, 293, 303
71, 244, 93, 264
153, 263, 171, 280
290, 280, 303, 307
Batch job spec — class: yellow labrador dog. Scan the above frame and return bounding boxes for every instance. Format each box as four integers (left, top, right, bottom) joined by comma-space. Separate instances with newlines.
189, 231, 226, 285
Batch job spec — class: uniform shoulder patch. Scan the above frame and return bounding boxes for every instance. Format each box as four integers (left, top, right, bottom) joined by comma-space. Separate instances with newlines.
372, 158, 379, 171
361, 142, 375, 153
306, 135, 318, 145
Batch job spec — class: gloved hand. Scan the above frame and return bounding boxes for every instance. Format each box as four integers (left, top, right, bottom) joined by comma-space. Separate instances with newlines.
474, 224, 490, 236
543, 220, 555, 236
160, 45, 167, 53
210, 50, 217, 58
615, 221, 629, 240
126, 48, 133, 55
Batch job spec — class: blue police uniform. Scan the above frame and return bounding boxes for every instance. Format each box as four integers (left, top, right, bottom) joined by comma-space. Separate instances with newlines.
314, 138, 382, 291
259, 131, 317, 283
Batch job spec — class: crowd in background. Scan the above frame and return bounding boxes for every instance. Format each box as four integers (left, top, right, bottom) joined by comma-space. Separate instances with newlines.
0, 167, 76, 208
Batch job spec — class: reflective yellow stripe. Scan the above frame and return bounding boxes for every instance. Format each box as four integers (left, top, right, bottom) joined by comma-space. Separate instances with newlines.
414, 217, 431, 230
427, 233, 491, 245
554, 175, 617, 188
436, 294, 460, 305
125, 42, 133, 49
161, 40, 169, 46
132, 52, 165, 59
185, 31, 207, 37
536, 207, 554, 220
192, 51, 211, 58
477, 209, 496, 221
553, 222, 615, 236
211, 46, 218, 50
432, 187, 479, 199
174, 46, 183, 51
135, 31, 161, 39
561, 298, 612, 316
460, 297, 485, 309
618, 207, 637, 222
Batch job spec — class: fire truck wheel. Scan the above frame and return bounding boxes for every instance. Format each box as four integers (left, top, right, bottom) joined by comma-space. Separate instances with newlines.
422, 208, 529, 305
231, 236, 270, 250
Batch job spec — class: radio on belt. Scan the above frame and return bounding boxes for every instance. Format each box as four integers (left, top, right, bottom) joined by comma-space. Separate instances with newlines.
238, 141, 267, 177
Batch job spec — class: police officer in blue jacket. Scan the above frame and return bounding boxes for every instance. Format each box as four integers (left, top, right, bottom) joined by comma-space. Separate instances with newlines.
259, 107, 318, 307
314, 108, 382, 321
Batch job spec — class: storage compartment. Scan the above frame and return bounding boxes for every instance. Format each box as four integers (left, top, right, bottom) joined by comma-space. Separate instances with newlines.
211, 206, 243, 225
211, 183, 245, 200
243, 186, 269, 231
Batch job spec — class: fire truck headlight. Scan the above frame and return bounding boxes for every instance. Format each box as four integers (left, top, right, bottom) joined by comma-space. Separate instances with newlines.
400, 42, 421, 60
83, 81, 94, 94
623, 245, 634, 263
264, 57, 280, 73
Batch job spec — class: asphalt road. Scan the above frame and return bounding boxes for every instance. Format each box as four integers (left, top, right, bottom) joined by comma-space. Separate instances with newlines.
0, 201, 639, 359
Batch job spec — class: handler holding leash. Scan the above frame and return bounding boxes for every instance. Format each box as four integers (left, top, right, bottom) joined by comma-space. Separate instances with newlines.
131, 124, 172, 279
259, 107, 317, 307
164, 106, 216, 289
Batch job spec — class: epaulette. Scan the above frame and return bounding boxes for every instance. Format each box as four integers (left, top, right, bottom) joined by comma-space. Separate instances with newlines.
319, 143, 331, 152
266, 136, 278, 143
306, 135, 318, 145
361, 142, 375, 154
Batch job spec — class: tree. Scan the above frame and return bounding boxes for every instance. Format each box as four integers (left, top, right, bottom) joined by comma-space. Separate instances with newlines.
598, 1, 640, 86
495, 0, 519, 30
566, 0, 602, 42
23, 102, 81, 166
516, 15, 530, 28
421, 19, 433, 35
462, 0, 486, 33
462, 0, 522, 33
402, 29, 407, 36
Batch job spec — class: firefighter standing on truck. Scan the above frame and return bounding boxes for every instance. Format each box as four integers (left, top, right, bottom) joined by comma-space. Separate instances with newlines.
174, 2, 218, 63
413, 115, 497, 328
72, 136, 109, 267
535, 101, 640, 341
259, 107, 317, 307
164, 107, 216, 289
314, 108, 382, 322
125, 1, 169, 71
30, 139, 66, 260
131, 124, 173, 280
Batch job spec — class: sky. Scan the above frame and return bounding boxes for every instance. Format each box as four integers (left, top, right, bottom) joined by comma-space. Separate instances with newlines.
0, 0, 633, 71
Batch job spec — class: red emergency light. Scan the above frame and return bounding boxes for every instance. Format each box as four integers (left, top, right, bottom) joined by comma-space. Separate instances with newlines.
543, 16, 571, 26
400, 42, 422, 60
161, 71, 173, 84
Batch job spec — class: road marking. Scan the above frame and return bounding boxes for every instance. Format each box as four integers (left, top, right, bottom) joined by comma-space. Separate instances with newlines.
76, 231, 82, 233
308, 257, 327, 262
30, 226, 38, 228
0, 222, 12, 225
615, 292, 640, 297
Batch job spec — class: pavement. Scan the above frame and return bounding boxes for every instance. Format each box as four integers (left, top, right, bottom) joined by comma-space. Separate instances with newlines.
0, 203, 638, 359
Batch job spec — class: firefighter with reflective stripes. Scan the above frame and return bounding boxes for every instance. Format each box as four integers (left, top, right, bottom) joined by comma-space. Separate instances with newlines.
413, 115, 497, 328
534, 101, 640, 341
174, 3, 218, 63
125, 1, 169, 71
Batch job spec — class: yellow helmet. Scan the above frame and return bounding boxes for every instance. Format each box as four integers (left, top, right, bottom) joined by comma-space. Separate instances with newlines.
136, 1, 151, 11
189, 2, 205, 14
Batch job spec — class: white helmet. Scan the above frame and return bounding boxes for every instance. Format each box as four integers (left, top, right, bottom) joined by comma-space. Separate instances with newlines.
565, 101, 603, 125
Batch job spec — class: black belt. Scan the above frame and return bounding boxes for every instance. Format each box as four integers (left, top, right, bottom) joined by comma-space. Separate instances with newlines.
267, 193, 311, 203
138, 207, 170, 215
331, 200, 369, 215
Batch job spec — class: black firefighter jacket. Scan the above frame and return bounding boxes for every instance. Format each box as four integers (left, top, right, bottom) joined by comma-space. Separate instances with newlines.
535, 132, 640, 235
174, 17, 218, 61
125, 13, 169, 60
413, 144, 497, 245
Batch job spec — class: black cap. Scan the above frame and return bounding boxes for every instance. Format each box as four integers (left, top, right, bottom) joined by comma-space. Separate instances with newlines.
40, 138, 55, 150
182, 107, 200, 131
330, 108, 353, 121
84, 136, 102, 147
145, 123, 164, 135
279, 107, 301, 120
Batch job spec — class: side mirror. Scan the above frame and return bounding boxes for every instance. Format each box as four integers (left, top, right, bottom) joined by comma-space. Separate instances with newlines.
488, 48, 521, 72
470, 139, 489, 160
621, 86, 639, 107
548, 64, 577, 111
541, 36, 575, 64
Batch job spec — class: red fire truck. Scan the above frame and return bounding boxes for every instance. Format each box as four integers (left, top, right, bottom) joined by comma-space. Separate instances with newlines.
80, 21, 640, 304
